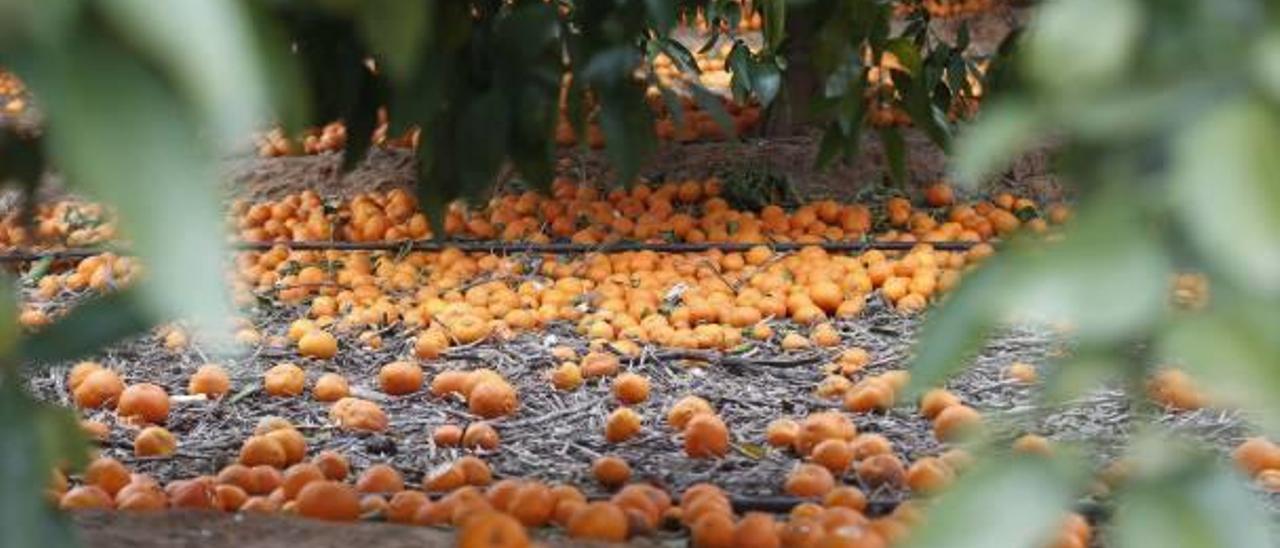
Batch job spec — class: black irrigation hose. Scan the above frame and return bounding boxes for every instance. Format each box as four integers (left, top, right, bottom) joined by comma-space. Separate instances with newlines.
0, 239, 984, 263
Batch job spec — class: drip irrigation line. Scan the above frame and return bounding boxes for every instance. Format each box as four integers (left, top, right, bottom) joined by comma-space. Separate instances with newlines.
0, 238, 984, 263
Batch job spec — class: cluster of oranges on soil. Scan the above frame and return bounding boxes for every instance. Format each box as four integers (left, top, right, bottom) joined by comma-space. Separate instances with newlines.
256, 109, 420, 157
55, 351, 1099, 548
0, 200, 117, 249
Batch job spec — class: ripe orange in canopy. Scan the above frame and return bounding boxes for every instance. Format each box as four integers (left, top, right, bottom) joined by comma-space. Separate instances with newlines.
592, 456, 632, 488
684, 414, 730, 458
356, 464, 404, 494
188, 364, 230, 398
567, 501, 629, 542
458, 510, 531, 548
296, 481, 361, 521
378, 361, 424, 395
134, 426, 177, 457
73, 368, 124, 409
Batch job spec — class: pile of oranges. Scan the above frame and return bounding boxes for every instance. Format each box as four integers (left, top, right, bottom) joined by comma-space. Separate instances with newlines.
256, 110, 420, 158
894, 0, 1000, 18
0, 200, 117, 249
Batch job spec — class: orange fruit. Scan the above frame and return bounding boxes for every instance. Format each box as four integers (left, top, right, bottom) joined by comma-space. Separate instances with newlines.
796, 412, 857, 455
1012, 434, 1054, 457
613, 373, 651, 404
508, 482, 556, 527
313, 373, 350, 402
785, 463, 835, 497
298, 330, 338, 359
1233, 437, 1280, 477
134, 426, 177, 457
823, 486, 868, 512
67, 361, 104, 392
684, 414, 730, 458
918, 388, 960, 419
433, 424, 463, 447
329, 397, 388, 432
378, 361, 424, 395
1258, 470, 1280, 492
248, 465, 284, 495
116, 483, 167, 511
73, 368, 124, 409
810, 439, 856, 474
240, 435, 287, 468
167, 479, 217, 510
386, 490, 430, 524
462, 422, 500, 450
581, 351, 620, 378
456, 456, 493, 486
457, 510, 531, 548
843, 383, 894, 413
905, 457, 954, 493
423, 463, 468, 493
933, 404, 983, 441
485, 479, 524, 512
281, 463, 325, 500
264, 363, 305, 397
856, 454, 906, 488
667, 395, 715, 430
356, 464, 404, 494
765, 418, 800, 449
551, 362, 584, 391
431, 370, 471, 397
691, 511, 735, 548
265, 427, 307, 465
732, 512, 781, 548
1004, 362, 1038, 383
469, 381, 519, 418
592, 456, 632, 488
188, 364, 231, 398
567, 501, 629, 542
605, 407, 643, 443
295, 481, 360, 521
60, 485, 113, 510
924, 182, 955, 207
312, 450, 350, 481
84, 457, 131, 497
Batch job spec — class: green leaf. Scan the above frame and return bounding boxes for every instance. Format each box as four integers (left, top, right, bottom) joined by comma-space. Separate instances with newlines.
1023, 0, 1141, 94
30, 29, 233, 339
1112, 459, 1272, 548
1042, 352, 1125, 406
691, 85, 736, 140
1172, 100, 1280, 296
0, 129, 44, 188
903, 455, 1083, 548
19, 289, 154, 365
950, 102, 1040, 188
903, 259, 1006, 399
0, 383, 85, 548
748, 57, 782, 107
99, 0, 272, 148
879, 127, 905, 185
456, 90, 510, 190
761, 0, 786, 52
1003, 188, 1170, 342
1160, 304, 1280, 434
656, 37, 700, 75
0, 276, 17, 358
643, 0, 676, 33
358, 0, 431, 83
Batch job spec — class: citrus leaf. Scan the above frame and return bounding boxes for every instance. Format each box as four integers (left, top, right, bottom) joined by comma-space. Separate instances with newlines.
0, 384, 85, 548
879, 127, 905, 185
358, 0, 431, 83
1172, 100, 1280, 296
1112, 459, 1272, 548
1023, 0, 1141, 93
950, 102, 1040, 189
903, 455, 1083, 548
903, 259, 1006, 400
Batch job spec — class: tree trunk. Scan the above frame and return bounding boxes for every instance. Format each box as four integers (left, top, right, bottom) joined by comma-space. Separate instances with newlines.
765, 4, 822, 136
